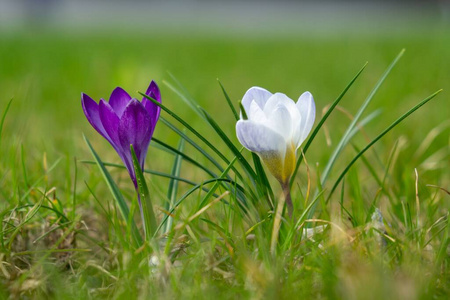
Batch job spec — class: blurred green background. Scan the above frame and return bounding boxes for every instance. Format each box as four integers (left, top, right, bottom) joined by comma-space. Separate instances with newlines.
0, 0, 448, 191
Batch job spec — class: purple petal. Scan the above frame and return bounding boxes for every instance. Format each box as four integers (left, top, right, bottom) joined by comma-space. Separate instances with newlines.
98, 99, 136, 179
81, 93, 111, 143
118, 99, 153, 169
109, 87, 132, 118
142, 80, 162, 125
144, 80, 161, 102
99, 100, 121, 147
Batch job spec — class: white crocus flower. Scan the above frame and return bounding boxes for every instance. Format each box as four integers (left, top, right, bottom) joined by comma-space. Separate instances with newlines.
236, 87, 315, 185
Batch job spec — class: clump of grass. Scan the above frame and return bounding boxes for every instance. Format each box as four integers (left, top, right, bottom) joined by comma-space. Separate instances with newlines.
0, 45, 448, 299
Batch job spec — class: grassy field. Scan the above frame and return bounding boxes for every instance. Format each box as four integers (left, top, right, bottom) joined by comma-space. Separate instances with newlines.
0, 22, 449, 299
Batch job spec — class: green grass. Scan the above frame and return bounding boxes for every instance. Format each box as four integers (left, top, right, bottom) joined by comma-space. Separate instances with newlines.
0, 24, 449, 299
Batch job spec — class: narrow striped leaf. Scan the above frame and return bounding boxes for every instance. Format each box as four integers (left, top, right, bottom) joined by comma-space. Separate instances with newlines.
130, 145, 157, 241
83, 135, 142, 246
0, 99, 13, 149
157, 119, 223, 177
198, 155, 240, 209
281, 190, 324, 251
140, 93, 232, 169
199, 107, 256, 179
153, 136, 217, 178
154, 177, 244, 236
320, 50, 405, 186
81, 159, 223, 197
164, 137, 185, 233
290, 62, 368, 187
154, 123, 246, 202
327, 89, 442, 200
217, 80, 239, 120
165, 73, 204, 118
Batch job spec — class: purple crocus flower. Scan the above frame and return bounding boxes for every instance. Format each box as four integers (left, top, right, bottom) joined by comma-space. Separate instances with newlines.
82, 81, 161, 187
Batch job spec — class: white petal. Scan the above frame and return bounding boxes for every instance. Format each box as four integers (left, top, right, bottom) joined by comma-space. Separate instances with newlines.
296, 92, 316, 148
266, 104, 293, 140
263, 93, 300, 121
236, 120, 285, 158
241, 87, 272, 117
291, 115, 303, 149
248, 100, 267, 123
236, 120, 291, 183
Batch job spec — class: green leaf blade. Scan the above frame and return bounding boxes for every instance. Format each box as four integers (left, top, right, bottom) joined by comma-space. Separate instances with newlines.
164, 137, 185, 234
327, 89, 442, 200
83, 135, 142, 246
130, 145, 158, 241
290, 62, 368, 187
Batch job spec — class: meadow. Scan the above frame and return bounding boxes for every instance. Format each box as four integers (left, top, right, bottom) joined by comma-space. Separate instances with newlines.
0, 22, 449, 299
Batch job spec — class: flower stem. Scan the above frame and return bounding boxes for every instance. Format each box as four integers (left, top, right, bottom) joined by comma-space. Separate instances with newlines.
282, 182, 293, 218
270, 181, 293, 254
270, 192, 285, 255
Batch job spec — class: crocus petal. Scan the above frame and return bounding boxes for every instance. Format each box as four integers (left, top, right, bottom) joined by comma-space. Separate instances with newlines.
109, 87, 132, 118
248, 100, 267, 123
291, 116, 303, 150
118, 99, 153, 169
263, 93, 300, 122
98, 99, 135, 177
82, 81, 161, 190
263, 92, 302, 146
236, 120, 286, 159
236, 87, 316, 184
142, 81, 162, 129
241, 87, 272, 116
266, 104, 293, 140
236, 120, 291, 183
99, 99, 121, 146
296, 91, 316, 148
81, 93, 111, 142
144, 80, 161, 103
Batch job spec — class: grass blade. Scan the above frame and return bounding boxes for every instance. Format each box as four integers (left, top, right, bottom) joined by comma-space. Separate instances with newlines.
72, 157, 78, 221
199, 107, 256, 179
154, 126, 246, 203
154, 156, 242, 236
164, 73, 204, 118
157, 119, 223, 177
153, 136, 218, 178
142, 91, 258, 209
144, 100, 249, 207
20, 144, 29, 188
140, 93, 232, 169
154, 178, 243, 236
80, 160, 224, 197
0, 99, 13, 149
19, 158, 62, 203
252, 153, 275, 208
199, 105, 273, 206
281, 190, 324, 251
164, 137, 185, 234
198, 155, 240, 209
217, 79, 239, 120
327, 89, 442, 200
290, 62, 368, 187
130, 145, 157, 241
83, 135, 142, 246
320, 50, 405, 186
